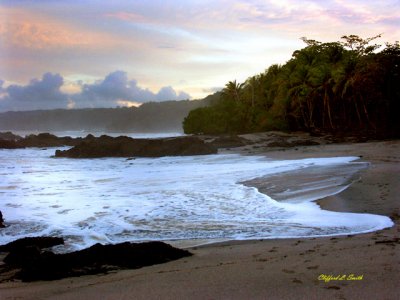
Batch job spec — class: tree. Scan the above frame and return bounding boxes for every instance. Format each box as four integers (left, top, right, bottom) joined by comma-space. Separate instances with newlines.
340, 34, 382, 56
311, 65, 335, 128
245, 77, 258, 107
222, 80, 245, 102
286, 66, 310, 128
184, 34, 400, 137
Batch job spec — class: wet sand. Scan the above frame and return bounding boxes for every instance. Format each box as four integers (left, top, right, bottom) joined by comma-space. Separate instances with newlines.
0, 139, 399, 299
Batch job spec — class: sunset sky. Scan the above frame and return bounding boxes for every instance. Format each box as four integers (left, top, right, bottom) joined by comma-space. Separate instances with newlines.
0, 0, 399, 111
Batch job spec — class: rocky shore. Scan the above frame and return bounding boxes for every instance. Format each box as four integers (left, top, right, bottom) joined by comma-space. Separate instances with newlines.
0, 235, 191, 282
4, 138, 395, 300
0, 131, 398, 299
54, 135, 217, 158
0, 132, 78, 148
0, 132, 218, 157
1, 130, 371, 159
0, 210, 192, 282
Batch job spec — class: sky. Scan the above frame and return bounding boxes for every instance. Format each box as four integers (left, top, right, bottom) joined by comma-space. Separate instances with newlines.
0, 0, 399, 111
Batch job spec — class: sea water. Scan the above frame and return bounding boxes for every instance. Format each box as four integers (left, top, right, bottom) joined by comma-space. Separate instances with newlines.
0, 146, 393, 251
10, 130, 185, 139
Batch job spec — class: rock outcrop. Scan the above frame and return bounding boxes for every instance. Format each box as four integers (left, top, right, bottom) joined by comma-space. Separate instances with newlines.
0, 132, 83, 149
55, 135, 217, 158
0, 239, 192, 282
0, 211, 5, 228
0, 139, 23, 149
208, 135, 249, 149
18, 133, 78, 148
0, 132, 22, 141
0, 236, 64, 252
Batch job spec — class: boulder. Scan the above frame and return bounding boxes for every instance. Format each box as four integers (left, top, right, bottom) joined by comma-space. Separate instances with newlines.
0, 236, 64, 252
3, 245, 43, 267
1, 240, 192, 281
0, 211, 4, 228
18, 133, 78, 147
289, 139, 320, 147
0, 138, 24, 149
55, 136, 217, 158
208, 135, 248, 149
0, 132, 22, 141
267, 139, 319, 148
267, 140, 293, 148
0, 132, 81, 148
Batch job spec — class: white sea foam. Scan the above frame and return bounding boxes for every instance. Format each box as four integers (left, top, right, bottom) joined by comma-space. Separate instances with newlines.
0, 147, 393, 251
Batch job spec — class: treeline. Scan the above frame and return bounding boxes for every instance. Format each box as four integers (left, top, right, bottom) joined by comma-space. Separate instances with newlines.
0, 98, 213, 133
183, 35, 400, 137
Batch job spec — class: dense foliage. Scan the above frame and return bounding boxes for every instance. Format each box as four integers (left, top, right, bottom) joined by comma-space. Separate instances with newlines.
183, 35, 400, 137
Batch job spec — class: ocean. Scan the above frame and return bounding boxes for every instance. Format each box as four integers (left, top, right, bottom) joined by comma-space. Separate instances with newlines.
0, 132, 393, 251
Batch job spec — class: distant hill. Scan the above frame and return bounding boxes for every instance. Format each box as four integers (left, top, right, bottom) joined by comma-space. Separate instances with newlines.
0, 94, 221, 133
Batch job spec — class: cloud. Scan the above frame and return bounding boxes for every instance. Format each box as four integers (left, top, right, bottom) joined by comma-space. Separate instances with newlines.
0, 73, 69, 111
72, 71, 145, 107
156, 86, 190, 102
0, 7, 119, 51
1, 1, 398, 102
0, 80, 6, 100
70, 71, 191, 108
202, 87, 223, 93
0, 71, 192, 111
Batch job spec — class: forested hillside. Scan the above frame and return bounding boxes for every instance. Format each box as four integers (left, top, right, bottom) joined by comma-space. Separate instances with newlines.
183, 35, 400, 137
0, 97, 214, 133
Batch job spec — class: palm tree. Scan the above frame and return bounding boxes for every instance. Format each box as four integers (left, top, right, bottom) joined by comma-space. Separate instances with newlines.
336, 57, 374, 130
245, 77, 258, 107
310, 65, 335, 128
223, 80, 245, 102
288, 66, 314, 128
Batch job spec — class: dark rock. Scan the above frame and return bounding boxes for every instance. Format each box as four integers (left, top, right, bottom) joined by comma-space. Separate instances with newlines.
0, 210, 5, 228
18, 133, 78, 148
0, 131, 23, 141
55, 136, 217, 158
0, 132, 81, 148
267, 140, 292, 148
0, 138, 24, 149
208, 135, 248, 149
0, 236, 64, 252
267, 139, 319, 148
289, 139, 320, 147
3, 245, 43, 266
2, 241, 192, 281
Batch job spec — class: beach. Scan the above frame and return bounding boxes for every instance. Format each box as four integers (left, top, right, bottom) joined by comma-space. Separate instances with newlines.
0, 139, 399, 299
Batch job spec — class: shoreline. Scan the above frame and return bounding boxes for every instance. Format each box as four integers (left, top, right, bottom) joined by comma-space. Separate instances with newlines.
0, 139, 399, 299
172, 139, 398, 249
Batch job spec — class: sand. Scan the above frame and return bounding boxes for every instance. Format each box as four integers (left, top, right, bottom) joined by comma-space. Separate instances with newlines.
0, 139, 399, 299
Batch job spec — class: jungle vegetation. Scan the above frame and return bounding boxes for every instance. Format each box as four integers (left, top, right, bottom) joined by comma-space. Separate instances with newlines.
183, 35, 400, 137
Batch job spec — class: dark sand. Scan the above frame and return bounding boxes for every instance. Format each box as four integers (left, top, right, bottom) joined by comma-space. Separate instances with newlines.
0, 139, 399, 299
